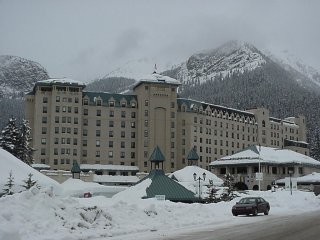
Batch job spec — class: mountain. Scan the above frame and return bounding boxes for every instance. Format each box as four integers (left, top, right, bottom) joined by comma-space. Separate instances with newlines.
85, 76, 136, 94
0, 55, 49, 130
103, 57, 158, 80
162, 41, 320, 160
0, 55, 49, 98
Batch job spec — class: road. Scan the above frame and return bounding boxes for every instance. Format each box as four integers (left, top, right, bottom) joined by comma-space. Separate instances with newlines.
157, 211, 320, 240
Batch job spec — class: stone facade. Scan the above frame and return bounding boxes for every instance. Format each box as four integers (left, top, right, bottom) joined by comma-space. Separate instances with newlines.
25, 74, 309, 173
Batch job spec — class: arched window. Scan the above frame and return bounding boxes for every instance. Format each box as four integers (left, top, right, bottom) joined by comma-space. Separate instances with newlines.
262, 120, 266, 127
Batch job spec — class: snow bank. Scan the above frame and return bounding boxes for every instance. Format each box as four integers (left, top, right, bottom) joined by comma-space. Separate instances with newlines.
0, 188, 319, 240
0, 148, 61, 194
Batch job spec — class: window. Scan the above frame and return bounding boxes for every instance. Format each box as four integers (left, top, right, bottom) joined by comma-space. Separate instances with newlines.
109, 141, 113, 147
56, 96, 60, 102
96, 130, 100, 137
120, 152, 125, 158
43, 97, 48, 103
109, 101, 115, 107
121, 111, 126, 118
144, 130, 148, 137
75, 97, 79, 103
220, 168, 226, 174
131, 122, 136, 128
108, 151, 113, 158
96, 110, 101, 116
96, 140, 100, 147
131, 142, 135, 148
62, 106, 66, 112
42, 117, 47, 123
83, 99, 88, 105
83, 119, 88, 126
55, 116, 59, 123
121, 121, 125, 128
68, 106, 71, 113
74, 107, 78, 114
110, 110, 114, 117
41, 148, 46, 155
84, 109, 88, 115
96, 151, 100, 157
131, 132, 136, 138
272, 167, 277, 174
82, 150, 87, 157
96, 120, 101, 126
73, 138, 77, 145
74, 128, 78, 134
41, 138, 46, 145
145, 110, 148, 117
42, 106, 47, 113
96, 99, 102, 106
121, 131, 125, 138
73, 149, 77, 156
74, 118, 78, 124
131, 112, 136, 118
83, 140, 87, 146
42, 127, 47, 134
109, 131, 114, 137
83, 129, 88, 136
171, 102, 175, 108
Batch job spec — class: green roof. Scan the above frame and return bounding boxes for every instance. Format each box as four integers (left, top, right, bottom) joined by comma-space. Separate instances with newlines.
187, 147, 199, 161
83, 91, 137, 107
142, 169, 197, 202
71, 160, 81, 173
149, 146, 165, 162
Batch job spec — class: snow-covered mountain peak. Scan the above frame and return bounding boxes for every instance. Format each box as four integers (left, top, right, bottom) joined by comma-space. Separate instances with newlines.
103, 57, 161, 81
175, 41, 266, 85
266, 50, 320, 88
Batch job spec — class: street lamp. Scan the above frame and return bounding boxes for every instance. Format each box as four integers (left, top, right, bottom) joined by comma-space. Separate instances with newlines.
288, 170, 293, 195
193, 172, 206, 202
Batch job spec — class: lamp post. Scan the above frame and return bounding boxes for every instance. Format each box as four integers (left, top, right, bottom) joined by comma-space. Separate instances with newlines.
288, 170, 293, 195
193, 172, 206, 202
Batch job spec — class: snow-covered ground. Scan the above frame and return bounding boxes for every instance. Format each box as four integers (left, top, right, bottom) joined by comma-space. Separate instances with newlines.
0, 187, 319, 240
1, 148, 320, 240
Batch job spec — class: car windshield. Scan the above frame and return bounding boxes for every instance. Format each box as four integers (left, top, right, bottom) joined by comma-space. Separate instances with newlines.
239, 198, 257, 204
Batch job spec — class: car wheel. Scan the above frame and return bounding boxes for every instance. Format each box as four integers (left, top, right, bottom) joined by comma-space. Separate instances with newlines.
264, 209, 269, 215
233, 213, 238, 216
253, 208, 258, 216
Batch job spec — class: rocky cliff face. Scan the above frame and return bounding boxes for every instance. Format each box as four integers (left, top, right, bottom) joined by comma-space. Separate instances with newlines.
0, 55, 49, 98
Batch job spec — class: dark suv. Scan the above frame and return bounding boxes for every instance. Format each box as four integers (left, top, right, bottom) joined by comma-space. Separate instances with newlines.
232, 197, 270, 216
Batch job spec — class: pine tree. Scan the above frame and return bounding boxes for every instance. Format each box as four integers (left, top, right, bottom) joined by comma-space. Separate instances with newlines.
16, 119, 34, 165
2, 171, 14, 196
221, 173, 236, 201
21, 173, 37, 190
0, 117, 20, 154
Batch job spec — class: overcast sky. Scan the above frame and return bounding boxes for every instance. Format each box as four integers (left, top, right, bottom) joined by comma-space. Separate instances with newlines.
1, 0, 320, 81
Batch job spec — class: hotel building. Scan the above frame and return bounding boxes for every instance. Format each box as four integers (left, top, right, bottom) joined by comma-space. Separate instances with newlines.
25, 73, 309, 173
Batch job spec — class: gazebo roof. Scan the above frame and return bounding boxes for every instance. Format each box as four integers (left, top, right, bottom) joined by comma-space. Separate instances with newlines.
149, 146, 165, 162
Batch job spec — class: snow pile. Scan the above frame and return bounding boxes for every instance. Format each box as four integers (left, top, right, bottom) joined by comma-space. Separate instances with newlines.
0, 188, 319, 240
0, 148, 61, 194
276, 172, 320, 184
169, 166, 223, 186
60, 178, 126, 197
112, 178, 152, 201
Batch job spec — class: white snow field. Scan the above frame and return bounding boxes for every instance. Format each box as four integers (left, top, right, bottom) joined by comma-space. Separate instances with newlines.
1, 148, 320, 240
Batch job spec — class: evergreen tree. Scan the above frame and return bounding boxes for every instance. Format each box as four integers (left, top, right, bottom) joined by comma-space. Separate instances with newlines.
2, 171, 14, 196
205, 180, 220, 203
221, 173, 237, 201
0, 117, 19, 154
16, 119, 34, 165
21, 173, 37, 190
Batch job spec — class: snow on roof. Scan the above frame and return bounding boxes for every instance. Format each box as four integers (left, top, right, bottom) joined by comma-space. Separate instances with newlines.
37, 78, 85, 86
0, 148, 61, 193
93, 175, 139, 183
112, 178, 152, 200
276, 172, 320, 184
210, 145, 320, 167
31, 163, 50, 169
60, 178, 124, 196
80, 164, 139, 171
169, 166, 223, 186
133, 73, 180, 89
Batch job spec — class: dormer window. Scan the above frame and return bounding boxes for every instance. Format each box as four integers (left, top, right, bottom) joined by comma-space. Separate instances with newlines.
109, 101, 115, 107
121, 101, 126, 107
131, 102, 136, 108
83, 99, 88, 105
96, 99, 102, 106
